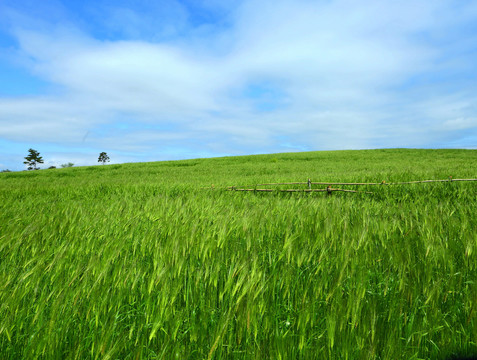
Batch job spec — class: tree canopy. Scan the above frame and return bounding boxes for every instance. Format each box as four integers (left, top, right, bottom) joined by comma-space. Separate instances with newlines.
24, 148, 44, 170
98, 152, 110, 165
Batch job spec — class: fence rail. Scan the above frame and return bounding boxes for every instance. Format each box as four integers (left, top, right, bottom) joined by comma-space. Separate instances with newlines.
254, 177, 477, 187
229, 187, 373, 194
225, 177, 477, 195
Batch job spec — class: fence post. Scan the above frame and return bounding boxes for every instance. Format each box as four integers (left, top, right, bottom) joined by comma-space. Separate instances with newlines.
327, 185, 332, 196
308, 178, 311, 190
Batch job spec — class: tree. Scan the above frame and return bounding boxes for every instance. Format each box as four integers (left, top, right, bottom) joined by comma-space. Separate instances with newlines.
98, 152, 110, 165
24, 148, 44, 170
61, 162, 74, 168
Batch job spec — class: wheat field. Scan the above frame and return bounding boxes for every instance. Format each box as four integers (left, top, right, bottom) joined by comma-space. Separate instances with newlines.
1, 149, 476, 359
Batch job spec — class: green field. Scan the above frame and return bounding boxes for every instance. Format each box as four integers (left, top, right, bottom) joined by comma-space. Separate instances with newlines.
1, 149, 476, 359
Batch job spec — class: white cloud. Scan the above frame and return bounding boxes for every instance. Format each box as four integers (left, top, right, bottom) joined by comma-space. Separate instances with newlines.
443, 118, 477, 131
1, 0, 477, 171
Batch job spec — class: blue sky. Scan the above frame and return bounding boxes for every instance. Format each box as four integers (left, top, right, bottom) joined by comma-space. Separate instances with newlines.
1, 0, 476, 171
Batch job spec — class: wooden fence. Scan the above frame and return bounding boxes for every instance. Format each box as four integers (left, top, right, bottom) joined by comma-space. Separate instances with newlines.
225, 177, 477, 195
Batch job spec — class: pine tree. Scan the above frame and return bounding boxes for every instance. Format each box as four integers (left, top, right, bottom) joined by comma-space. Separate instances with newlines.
23, 149, 44, 170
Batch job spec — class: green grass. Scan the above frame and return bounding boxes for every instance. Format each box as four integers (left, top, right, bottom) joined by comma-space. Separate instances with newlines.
0, 149, 476, 359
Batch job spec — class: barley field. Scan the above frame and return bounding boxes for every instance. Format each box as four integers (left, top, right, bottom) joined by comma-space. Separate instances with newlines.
0, 149, 476, 359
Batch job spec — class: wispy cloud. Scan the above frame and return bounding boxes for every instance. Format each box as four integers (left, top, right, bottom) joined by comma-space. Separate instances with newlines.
0, 0, 476, 170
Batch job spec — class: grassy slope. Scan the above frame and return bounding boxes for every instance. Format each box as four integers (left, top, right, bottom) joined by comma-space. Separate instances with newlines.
0, 149, 476, 359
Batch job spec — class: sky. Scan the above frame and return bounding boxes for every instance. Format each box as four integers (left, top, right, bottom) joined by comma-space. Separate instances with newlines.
1, 0, 476, 171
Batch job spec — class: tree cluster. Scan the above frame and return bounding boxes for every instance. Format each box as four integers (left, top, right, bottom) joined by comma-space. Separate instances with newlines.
18, 149, 111, 171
